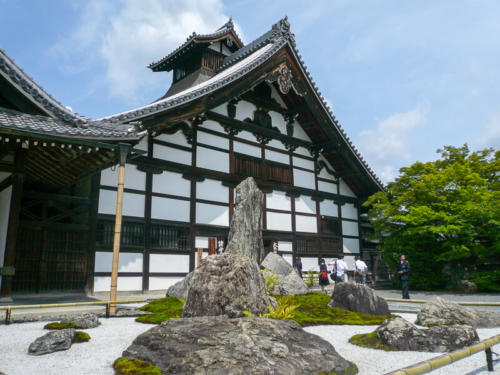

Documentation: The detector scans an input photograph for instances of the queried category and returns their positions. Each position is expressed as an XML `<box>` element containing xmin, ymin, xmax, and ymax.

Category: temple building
<box><xmin>0</xmin><ymin>18</ymin><xmax>383</xmax><ymax>297</ymax></box>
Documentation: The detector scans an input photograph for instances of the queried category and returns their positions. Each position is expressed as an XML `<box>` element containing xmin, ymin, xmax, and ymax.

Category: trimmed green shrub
<box><xmin>113</xmin><ymin>357</ymin><xmax>161</xmax><ymax>375</ymax></box>
<box><xmin>44</xmin><ymin>322</ymin><xmax>82</xmax><ymax>330</ymax></box>
<box><xmin>349</xmin><ymin>331</ymin><xmax>398</xmax><ymax>351</ymax></box>
<box><xmin>73</xmin><ymin>331</ymin><xmax>90</xmax><ymax>343</ymax></box>
<box><xmin>135</xmin><ymin>297</ymin><xmax>184</xmax><ymax>324</ymax></box>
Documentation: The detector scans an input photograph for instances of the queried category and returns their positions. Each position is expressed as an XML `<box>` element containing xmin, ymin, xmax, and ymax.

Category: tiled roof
<box><xmin>102</xmin><ymin>17</ymin><xmax>384</xmax><ymax>190</ymax></box>
<box><xmin>0</xmin><ymin>48</ymin><xmax>144</xmax><ymax>139</ymax></box>
<box><xmin>0</xmin><ymin>107</ymin><xmax>142</xmax><ymax>140</ymax></box>
<box><xmin>148</xmin><ymin>19</ymin><xmax>244</xmax><ymax>72</ymax></box>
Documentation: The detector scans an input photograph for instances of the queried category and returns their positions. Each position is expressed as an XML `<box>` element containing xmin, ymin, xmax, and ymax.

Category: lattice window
<box><xmin>150</xmin><ymin>224</ymin><xmax>190</xmax><ymax>251</ymax></box>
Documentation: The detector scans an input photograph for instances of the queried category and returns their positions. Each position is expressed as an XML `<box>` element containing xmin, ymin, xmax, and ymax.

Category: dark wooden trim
<box><xmin>0</xmin><ymin>151</ymin><xmax>24</xmax><ymax>298</ymax></box>
<box><xmin>340</xmin><ymin>217</ymin><xmax>359</xmax><ymax>223</ymax></box>
<box><xmin>196</xmin><ymin>142</ymin><xmax>229</xmax><ymax>154</ymax></box>
<box><xmin>197</xmin><ymin>126</ymin><xmax>230</xmax><ymax>140</ymax></box>
<box><xmin>0</xmin><ymin>175</ymin><xmax>13</xmax><ymax>193</ymax></box>
<box><xmin>229</xmin><ymin>137</ymin><xmax>234</xmax><ymax>221</ymax></box>
<box><xmin>0</xmin><ymin>162</ymin><xmax>15</xmax><ymax>173</ymax></box>
<box><xmin>343</xmin><ymin>235</ymin><xmax>360</xmax><ymax>240</ymax></box>
<box><xmin>85</xmin><ymin>173</ymin><xmax>100</xmax><ymax>294</ymax></box>
<box><xmin>94</xmin><ymin>272</ymin><xmax>144</xmax><ymax>277</ymax></box>
<box><xmin>99</xmin><ymin>185</ymin><xmax>146</xmax><ymax>195</ymax></box>
<box><xmin>266</xmin><ymin>208</ymin><xmax>291</xmax><ymax>215</ymax></box>
<box><xmin>195</xmin><ymin>198</ymin><xmax>229</xmax><ymax>207</ymax></box>
<box><xmin>317</xmin><ymin>177</ymin><xmax>338</xmax><ymax>183</ymax></box>
<box><xmin>292</xmin><ymin>164</ymin><xmax>315</xmax><ymax>173</ymax></box>
<box><xmin>151</xmin><ymin>192</ymin><xmax>191</xmax><ymax>201</ymax></box>
<box><xmin>153</xmin><ymin>138</ymin><xmax>192</xmax><ymax>152</ymax></box>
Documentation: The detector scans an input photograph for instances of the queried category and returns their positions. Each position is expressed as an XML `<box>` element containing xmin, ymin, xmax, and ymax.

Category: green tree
<box><xmin>364</xmin><ymin>145</ymin><xmax>500</xmax><ymax>291</ymax></box>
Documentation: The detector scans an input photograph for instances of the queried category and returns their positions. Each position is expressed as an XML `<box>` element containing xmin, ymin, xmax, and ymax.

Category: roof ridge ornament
<box><xmin>271</xmin><ymin>16</ymin><xmax>295</xmax><ymax>46</ymax></box>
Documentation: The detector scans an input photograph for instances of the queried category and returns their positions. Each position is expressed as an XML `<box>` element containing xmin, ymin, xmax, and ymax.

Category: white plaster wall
<box><xmin>98</xmin><ymin>190</ymin><xmax>145</xmax><ymax>217</ymax></box>
<box><xmin>94</xmin><ymin>252</ymin><xmax>143</xmax><ymax>272</ymax></box>
<box><xmin>197</xmin><ymin>131</ymin><xmax>229</xmax><ymax>149</ymax></box>
<box><xmin>341</xmin><ymin>203</ymin><xmax>358</xmax><ymax>220</ymax></box>
<box><xmin>149</xmin><ymin>254</ymin><xmax>190</xmax><ymax>273</ymax></box>
<box><xmin>196</xmin><ymin>203</ymin><xmax>229</xmax><ymax>226</ymax></box>
<box><xmin>344</xmin><ymin>255</ymin><xmax>356</xmax><ymax>270</ymax></box>
<box><xmin>153</xmin><ymin>171</ymin><xmax>190</xmax><ymax>197</ymax></box>
<box><xmin>342</xmin><ymin>220</ymin><xmax>359</xmax><ymax>237</ymax></box>
<box><xmin>154</xmin><ymin>144</ymin><xmax>192</xmax><ymax>165</ymax></box>
<box><xmin>221</xmin><ymin>43</ymin><xmax>231</xmax><ymax>56</ymax></box>
<box><xmin>318</xmin><ymin>156</ymin><xmax>336</xmax><ymax>180</ymax></box>
<box><xmin>197</xmin><ymin>179</ymin><xmax>228</xmax><ymax>203</ymax></box>
<box><xmin>270</xmin><ymin>84</ymin><xmax>287</xmax><ymax>107</ymax></box>
<box><xmin>200</xmin><ymin>119</ymin><xmax>225</xmax><ymax>133</ymax></box>
<box><xmin>320</xmin><ymin>200</ymin><xmax>338</xmax><ymax>217</ymax></box>
<box><xmin>295</xmin><ymin>195</ymin><xmax>316</xmax><ymax>214</ymax></box>
<box><xmin>266</xmin><ymin>191</ymin><xmax>291</xmax><ymax>211</ymax></box>
<box><xmin>293</xmin><ymin>169</ymin><xmax>315</xmax><ymax>190</ymax></box>
<box><xmin>266</xmin><ymin>212</ymin><xmax>291</xmax><ymax>231</ymax></box>
<box><xmin>269</xmin><ymin>110</ymin><xmax>287</xmax><ymax>134</ymax></box>
<box><xmin>209</xmin><ymin>104</ymin><xmax>226</xmax><ymax>116</ymax></box>
<box><xmin>151</xmin><ymin>197</ymin><xmax>190</xmax><ymax>222</ymax></box>
<box><xmin>343</xmin><ymin>237</ymin><xmax>360</xmax><ymax>254</ymax></box>
<box><xmin>93</xmin><ymin>276</ymin><xmax>142</xmax><ymax>292</ymax></box>
<box><xmin>276</xmin><ymin>241</ymin><xmax>293</xmax><ymax>252</ymax></box>
<box><xmin>100</xmin><ymin>164</ymin><xmax>146</xmax><ymax>191</ymax></box>
<box><xmin>265</xmin><ymin>149</ymin><xmax>289</xmax><ymax>164</ymax></box>
<box><xmin>235</xmin><ymin>130</ymin><xmax>257</xmax><ymax>142</ymax></box>
<box><xmin>196</xmin><ymin>146</ymin><xmax>229</xmax><ymax>173</ymax></box>
<box><xmin>294</xmin><ymin>146</ymin><xmax>311</xmax><ymax>157</ymax></box>
<box><xmin>235</xmin><ymin>100</ymin><xmax>256</xmax><ymax>122</ymax></box>
<box><xmin>293</xmin><ymin>123</ymin><xmax>311</xmax><ymax>142</ymax></box>
<box><xmin>295</xmin><ymin>215</ymin><xmax>317</xmax><ymax>233</ymax></box>
<box><xmin>195</xmin><ymin>236</ymin><xmax>209</xmax><ymax>248</ymax></box>
<box><xmin>208</xmin><ymin>42</ymin><xmax>220</xmax><ymax>52</ymax></box>
<box><xmin>339</xmin><ymin>178</ymin><xmax>356</xmax><ymax>197</ymax></box>
<box><xmin>0</xmin><ymin>184</ymin><xmax>12</xmax><ymax>288</ymax></box>
<box><xmin>134</xmin><ymin>135</ymin><xmax>148</xmax><ymax>151</ymax></box>
<box><xmin>149</xmin><ymin>276</ymin><xmax>185</xmax><ymax>290</ymax></box>
<box><xmin>318</xmin><ymin>180</ymin><xmax>337</xmax><ymax>194</ymax></box>
<box><xmin>267</xmin><ymin>139</ymin><xmax>287</xmax><ymax>150</ymax></box>
<box><xmin>293</xmin><ymin>156</ymin><xmax>315</xmax><ymax>170</ymax></box>
<box><xmin>156</xmin><ymin>129</ymin><xmax>191</xmax><ymax>148</ymax></box>
<box><xmin>234</xmin><ymin>141</ymin><xmax>261</xmax><ymax>158</ymax></box>
<box><xmin>302</xmin><ymin>257</ymin><xmax>319</xmax><ymax>272</ymax></box>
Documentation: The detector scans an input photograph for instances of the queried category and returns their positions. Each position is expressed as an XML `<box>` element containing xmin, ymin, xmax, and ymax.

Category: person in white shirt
<box><xmin>335</xmin><ymin>255</ymin><xmax>348</xmax><ymax>283</ymax></box>
<box><xmin>354</xmin><ymin>256</ymin><xmax>368</xmax><ymax>284</ymax></box>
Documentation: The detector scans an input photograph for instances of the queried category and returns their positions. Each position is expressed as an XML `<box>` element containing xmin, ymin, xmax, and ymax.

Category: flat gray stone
<box><xmin>123</xmin><ymin>316</ymin><xmax>357</xmax><ymax>374</ymax></box>
<box><xmin>59</xmin><ymin>312</ymin><xmax>100</xmax><ymax>328</ymax></box>
<box><xmin>416</xmin><ymin>297</ymin><xmax>500</xmax><ymax>328</ymax></box>
<box><xmin>28</xmin><ymin>329</ymin><xmax>75</xmax><ymax>355</ymax></box>
<box><xmin>329</xmin><ymin>282</ymin><xmax>390</xmax><ymax>316</ymax></box>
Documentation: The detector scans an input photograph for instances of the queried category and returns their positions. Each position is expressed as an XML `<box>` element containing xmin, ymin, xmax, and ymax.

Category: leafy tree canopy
<box><xmin>364</xmin><ymin>145</ymin><xmax>500</xmax><ymax>291</ymax></box>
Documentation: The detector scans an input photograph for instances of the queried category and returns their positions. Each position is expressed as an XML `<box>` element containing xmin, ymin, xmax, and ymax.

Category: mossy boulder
<box><xmin>113</xmin><ymin>357</ymin><xmax>161</xmax><ymax>375</ymax></box>
<box><xmin>73</xmin><ymin>331</ymin><xmax>90</xmax><ymax>343</ymax></box>
<box><xmin>349</xmin><ymin>331</ymin><xmax>399</xmax><ymax>351</ymax></box>
<box><xmin>44</xmin><ymin>322</ymin><xmax>82</xmax><ymax>330</ymax></box>
<box><xmin>135</xmin><ymin>297</ymin><xmax>184</xmax><ymax>324</ymax></box>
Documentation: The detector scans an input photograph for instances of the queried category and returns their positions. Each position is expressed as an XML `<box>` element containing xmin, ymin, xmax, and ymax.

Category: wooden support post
<box><xmin>109</xmin><ymin>144</ymin><xmax>130</xmax><ymax>315</ymax></box>
<box><xmin>197</xmin><ymin>248</ymin><xmax>203</xmax><ymax>267</ymax></box>
<box><xmin>208</xmin><ymin>238</ymin><xmax>216</xmax><ymax>255</ymax></box>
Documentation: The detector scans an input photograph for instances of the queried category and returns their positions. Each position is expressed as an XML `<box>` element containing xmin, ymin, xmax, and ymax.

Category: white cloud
<box><xmin>473</xmin><ymin>113</ymin><xmax>500</xmax><ymax>150</ymax></box>
<box><xmin>51</xmin><ymin>0</ymin><xmax>234</xmax><ymax>103</ymax></box>
<box><xmin>356</xmin><ymin>106</ymin><xmax>427</xmax><ymax>183</ymax></box>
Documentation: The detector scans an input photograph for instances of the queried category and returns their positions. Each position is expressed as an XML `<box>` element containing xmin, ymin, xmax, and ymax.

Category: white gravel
<box><xmin>0</xmin><ymin>313</ymin><xmax>499</xmax><ymax>375</ymax></box>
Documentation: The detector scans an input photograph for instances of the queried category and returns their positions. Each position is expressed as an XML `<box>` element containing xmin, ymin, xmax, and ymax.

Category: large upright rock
<box><xmin>224</xmin><ymin>177</ymin><xmax>265</xmax><ymax>263</ymax></box>
<box><xmin>122</xmin><ymin>316</ymin><xmax>357</xmax><ymax>375</ymax></box>
<box><xmin>416</xmin><ymin>297</ymin><xmax>500</xmax><ymax>328</ymax></box>
<box><xmin>376</xmin><ymin>317</ymin><xmax>479</xmax><ymax>352</ymax></box>
<box><xmin>182</xmin><ymin>253</ymin><xmax>276</xmax><ymax>318</ymax></box>
<box><xmin>28</xmin><ymin>329</ymin><xmax>76</xmax><ymax>355</ymax></box>
<box><xmin>328</xmin><ymin>282</ymin><xmax>390</xmax><ymax>316</ymax></box>
<box><xmin>165</xmin><ymin>271</ymin><xmax>194</xmax><ymax>299</ymax></box>
<box><xmin>262</xmin><ymin>252</ymin><xmax>309</xmax><ymax>295</ymax></box>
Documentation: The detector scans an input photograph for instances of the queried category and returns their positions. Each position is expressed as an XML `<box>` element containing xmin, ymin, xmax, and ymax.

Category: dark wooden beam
<box><xmin>0</xmin><ymin>175</ymin><xmax>13</xmax><ymax>192</ymax></box>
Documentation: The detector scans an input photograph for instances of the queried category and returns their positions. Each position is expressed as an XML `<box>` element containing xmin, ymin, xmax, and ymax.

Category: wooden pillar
<box><xmin>208</xmin><ymin>238</ymin><xmax>216</xmax><ymax>255</ymax></box>
<box><xmin>0</xmin><ymin>152</ymin><xmax>24</xmax><ymax>300</ymax></box>
<box><xmin>109</xmin><ymin>144</ymin><xmax>130</xmax><ymax>314</ymax></box>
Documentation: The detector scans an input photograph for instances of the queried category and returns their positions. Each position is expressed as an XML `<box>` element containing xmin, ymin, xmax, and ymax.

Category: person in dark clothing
<box><xmin>318</xmin><ymin>258</ymin><xmax>330</xmax><ymax>293</ymax></box>
<box><xmin>396</xmin><ymin>254</ymin><xmax>411</xmax><ymax>299</ymax></box>
<box><xmin>294</xmin><ymin>257</ymin><xmax>303</xmax><ymax>279</ymax></box>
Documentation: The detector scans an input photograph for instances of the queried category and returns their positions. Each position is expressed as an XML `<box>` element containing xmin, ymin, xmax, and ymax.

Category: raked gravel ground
<box><xmin>0</xmin><ymin>313</ymin><xmax>499</xmax><ymax>375</ymax></box>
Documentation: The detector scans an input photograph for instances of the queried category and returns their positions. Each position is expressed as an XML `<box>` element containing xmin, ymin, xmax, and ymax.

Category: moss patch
<box><xmin>317</xmin><ymin>361</ymin><xmax>359</xmax><ymax>374</ymax></box>
<box><xmin>277</xmin><ymin>293</ymin><xmax>391</xmax><ymax>327</ymax></box>
<box><xmin>135</xmin><ymin>297</ymin><xmax>184</xmax><ymax>324</ymax></box>
<box><xmin>113</xmin><ymin>357</ymin><xmax>161</xmax><ymax>375</ymax></box>
<box><xmin>73</xmin><ymin>331</ymin><xmax>90</xmax><ymax>343</ymax></box>
<box><xmin>349</xmin><ymin>331</ymin><xmax>398</xmax><ymax>351</ymax></box>
<box><xmin>44</xmin><ymin>322</ymin><xmax>82</xmax><ymax>330</ymax></box>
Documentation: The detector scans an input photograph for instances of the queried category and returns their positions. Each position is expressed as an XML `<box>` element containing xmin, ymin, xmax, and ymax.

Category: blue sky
<box><xmin>1</xmin><ymin>0</ymin><xmax>499</xmax><ymax>183</ymax></box>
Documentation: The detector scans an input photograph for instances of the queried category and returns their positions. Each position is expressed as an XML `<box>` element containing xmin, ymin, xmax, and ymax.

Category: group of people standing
<box><xmin>293</xmin><ymin>254</ymin><xmax>411</xmax><ymax>298</ymax></box>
